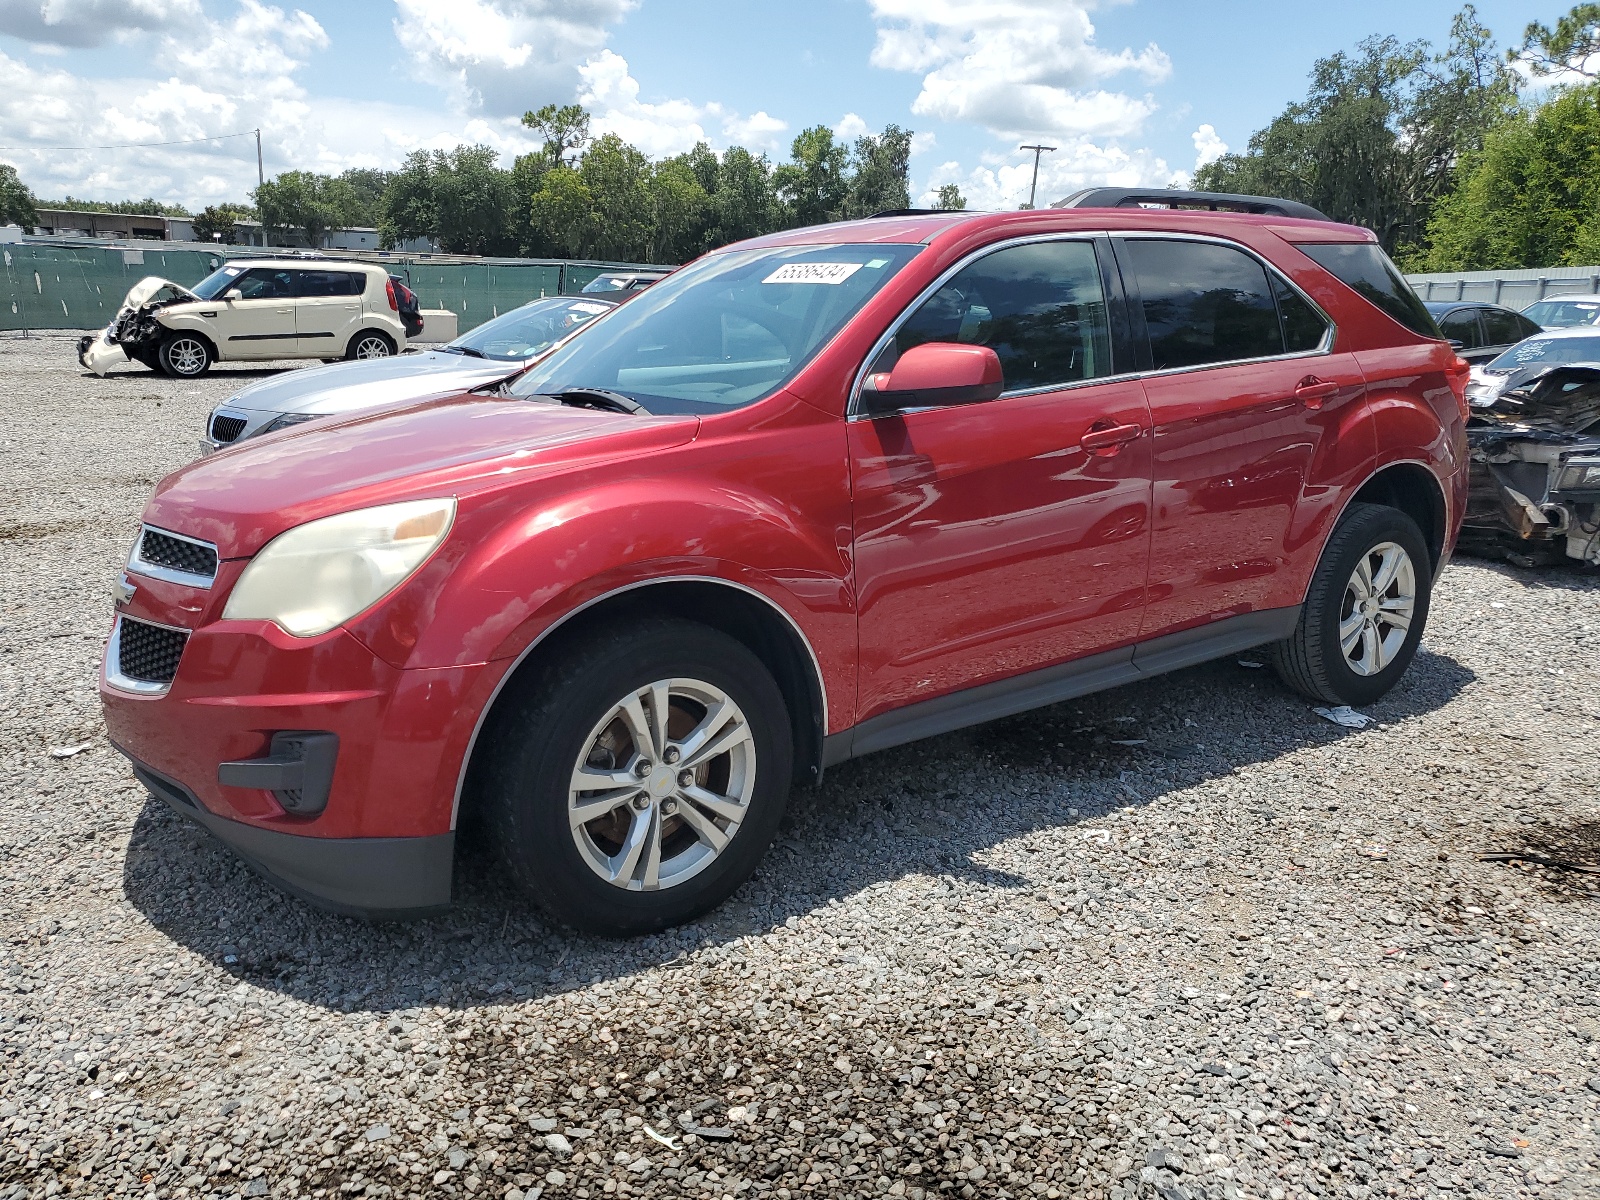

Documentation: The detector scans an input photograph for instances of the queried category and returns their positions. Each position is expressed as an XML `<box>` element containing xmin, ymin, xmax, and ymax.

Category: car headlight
<box><xmin>260</xmin><ymin>412</ymin><xmax>318</xmax><ymax>436</ymax></box>
<box><xmin>222</xmin><ymin>498</ymin><xmax>456</xmax><ymax>636</ymax></box>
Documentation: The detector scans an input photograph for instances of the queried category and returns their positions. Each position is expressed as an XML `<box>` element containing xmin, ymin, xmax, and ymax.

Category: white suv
<box><xmin>78</xmin><ymin>259</ymin><xmax>411</xmax><ymax>378</ymax></box>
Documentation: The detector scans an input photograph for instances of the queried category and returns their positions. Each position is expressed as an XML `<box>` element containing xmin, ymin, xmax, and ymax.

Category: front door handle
<box><xmin>1080</xmin><ymin>422</ymin><xmax>1144</xmax><ymax>454</ymax></box>
<box><xmin>1294</xmin><ymin>376</ymin><xmax>1340</xmax><ymax>409</ymax></box>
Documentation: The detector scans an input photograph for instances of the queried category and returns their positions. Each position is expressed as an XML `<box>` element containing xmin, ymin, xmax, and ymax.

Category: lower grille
<box><xmin>210</xmin><ymin>413</ymin><xmax>247</xmax><ymax>443</ymax></box>
<box><xmin>137</xmin><ymin>528</ymin><xmax>218</xmax><ymax>580</ymax></box>
<box><xmin>117</xmin><ymin>618</ymin><xmax>188</xmax><ymax>685</ymax></box>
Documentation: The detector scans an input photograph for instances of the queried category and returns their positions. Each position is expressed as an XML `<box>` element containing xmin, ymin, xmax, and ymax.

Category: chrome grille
<box><xmin>135</xmin><ymin>527</ymin><xmax>218</xmax><ymax>582</ymax></box>
<box><xmin>117</xmin><ymin>618</ymin><xmax>188</xmax><ymax>685</ymax></box>
<box><xmin>210</xmin><ymin>413</ymin><xmax>247</xmax><ymax>443</ymax></box>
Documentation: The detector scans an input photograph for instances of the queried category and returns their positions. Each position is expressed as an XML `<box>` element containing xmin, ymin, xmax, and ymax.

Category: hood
<box><xmin>146</xmin><ymin>392</ymin><xmax>699</xmax><ymax>558</ymax></box>
<box><xmin>120</xmin><ymin>275</ymin><xmax>199</xmax><ymax>311</ymax></box>
<box><xmin>222</xmin><ymin>351</ymin><xmax>522</xmax><ymax>417</ymax></box>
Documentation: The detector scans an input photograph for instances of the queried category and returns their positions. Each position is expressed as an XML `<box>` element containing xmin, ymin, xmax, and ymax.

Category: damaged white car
<box><xmin>77</xmin><ymin>259</ymin><xmax>418</xmax><ymax>379</ymax></box>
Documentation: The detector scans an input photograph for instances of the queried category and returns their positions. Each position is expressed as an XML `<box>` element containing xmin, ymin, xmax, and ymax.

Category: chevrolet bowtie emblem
<box><xmin>114</xmin><ymin>575</ymin><xmax>136</xmax><ymax>608</ymax></box>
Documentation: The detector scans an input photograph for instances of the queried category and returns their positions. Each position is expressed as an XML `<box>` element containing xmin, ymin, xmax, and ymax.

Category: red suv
<box><xmin>101</xmin><ymin>192</ymin><xmax>1469</xmax><ymax>935</ymax></box>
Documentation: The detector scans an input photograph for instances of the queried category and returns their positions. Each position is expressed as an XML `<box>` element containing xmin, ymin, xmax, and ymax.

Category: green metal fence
<box><xmin>0</xmin><ymin>242</ymin><xmax>643</xmax><ymax>335</ymax></box>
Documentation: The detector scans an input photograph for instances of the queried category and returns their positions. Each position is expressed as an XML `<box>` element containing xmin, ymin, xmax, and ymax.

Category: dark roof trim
<box><xmin>1052</xmin><ymin>187</ymin><xmax>1332</xmax><ymax>222</ymax></box>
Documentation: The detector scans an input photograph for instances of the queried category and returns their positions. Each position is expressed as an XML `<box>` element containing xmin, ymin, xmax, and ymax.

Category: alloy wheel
<box><xmin>567</xmin><ymin>677</ymin><xmax>755</xmax><ymax>891</ymax></box>
<box><xmin>1339</xmin><ymin>540</ymin><xmax>1416</xmax><ymax>676</ymax></box>
<box><xmin>355</xmin><ymin>336</ymin><xmax>391</xmax><ymax>359</ymax></box>
<box><xmin>168</xmin><ymin>338</ymin><xmax>207</xmax><ymax>375</ymax></box>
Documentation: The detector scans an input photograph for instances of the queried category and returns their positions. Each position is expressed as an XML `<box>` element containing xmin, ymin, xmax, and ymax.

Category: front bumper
<box><xmin>122</xmin><ymin>747</ymin><xmax>454</xmax><ymax>918</ymax></box>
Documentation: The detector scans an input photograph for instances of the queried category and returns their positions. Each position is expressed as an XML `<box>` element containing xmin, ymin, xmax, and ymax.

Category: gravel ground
<box><xmin>2</xmin><ymin>330</ymin><xmax>1599</xmax><ymax>1200</ymax></box>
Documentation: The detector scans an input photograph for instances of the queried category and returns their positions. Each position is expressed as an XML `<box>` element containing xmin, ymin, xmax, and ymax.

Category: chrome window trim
<box><xmin>448</xmin><ymin>575</ymin><xmax>830</xmax><ymax>829</ymax></box>
<box><xmin>103</xmin><ymin>614</ymin><xmax>188</xmax><ymax>696</ymax></box>
<box><xmin>128</xmin><ymin>523</ymin><xmax>219</xmax><ymax>590</ymax></box>
<box><xmin>847</xmin><ymin>228</ymin><xmax>1338</xmax><ymax>418</ymax></box>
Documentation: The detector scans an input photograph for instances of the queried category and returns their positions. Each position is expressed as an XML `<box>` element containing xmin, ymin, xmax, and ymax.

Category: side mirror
<box><xmin>224</xmin><ymin>288</ymin><xmax>243</xmax><ymax>301</ymax></box>
<box><xmin>860</xmin><ymin>342</ymin><xmax>1004</xmax><ymax>415</ymax></box>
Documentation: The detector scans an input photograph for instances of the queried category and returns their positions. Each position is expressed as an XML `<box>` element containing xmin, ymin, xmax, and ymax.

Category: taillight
<box><xmin>1446</xmin><ymin>356</ymin><xmax>1472</xmax><ymax>420</ymax></box>
<box><xmin>385</xmin><ymin>278</ymin><xmax>398</xmax><ymax>312</ymax></box>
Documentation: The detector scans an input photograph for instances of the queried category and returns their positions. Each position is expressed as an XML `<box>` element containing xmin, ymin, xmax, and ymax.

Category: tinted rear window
<box><xmin>1123</xmin><ymin>239</ymin><xmax>1284</xmax><ymax>370</ymax></box>
<box><xmin>1297</xmin><ymin>242</ymin><xmax>1440</xmax><ymax>339</ymax></box>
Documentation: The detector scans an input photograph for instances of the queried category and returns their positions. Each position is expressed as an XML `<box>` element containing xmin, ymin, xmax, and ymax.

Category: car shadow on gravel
<box><xmin>118</xmin><ymin>646</ymin><xmax>1476</xmax><ymax>1015</ymax></box>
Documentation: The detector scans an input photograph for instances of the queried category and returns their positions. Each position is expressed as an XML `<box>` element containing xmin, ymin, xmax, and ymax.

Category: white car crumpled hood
<box><xmin>79</xmin><ymin>276</ymin><xmax>201</xmax><ymax>376</ymax></box>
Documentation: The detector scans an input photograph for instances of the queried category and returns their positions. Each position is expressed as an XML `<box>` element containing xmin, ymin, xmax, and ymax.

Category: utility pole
<box><xmin>255</xmin><ymin>129</ymin><xmax>264</xmax><ymax>188</ymax></box>
<box><xmin>1019</xmin><ymin>143</ymin><xmax>1056</xmax><ymax>210</ymax></box>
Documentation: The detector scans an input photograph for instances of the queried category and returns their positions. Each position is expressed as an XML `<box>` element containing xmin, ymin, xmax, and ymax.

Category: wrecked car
<box><xmin>1463</xmin><ymin>359</ymin><xmax>1600</xmax><ymax>566</ymax></box>
<box><xmin>77</xmin><ymin>260</ymin><xmax>412</xmax><ymax>379</ymax></box>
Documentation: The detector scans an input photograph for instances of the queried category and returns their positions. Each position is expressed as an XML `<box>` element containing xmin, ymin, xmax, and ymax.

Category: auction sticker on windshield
<box><xmin>764</xmin><ymin>262</ymin><xmax>864</xmax><ymax>285</ymax></box>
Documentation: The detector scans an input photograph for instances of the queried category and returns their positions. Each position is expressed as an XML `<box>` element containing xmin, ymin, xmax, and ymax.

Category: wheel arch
<box><xmin>1339</xmin><ymin>460</ymin><xmax>1449</xmax><ymax>570</ymax></box>
<box><xmin>347</xmin><ymin>327</ymin><xmax>397</xmax><ymax>357</ymax></box>
<box><xmin>157</xmin><ymin>323</ymin><xmax>220</xmax><ymax>364</ymax></box>
<box><xmin>451</xmin><ymin>576</ymin><xmax>829</xmax><ymax>830</ymax></box>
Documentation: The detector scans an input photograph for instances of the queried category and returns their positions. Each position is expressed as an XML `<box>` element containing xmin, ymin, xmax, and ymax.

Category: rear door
<box><xmin>208</xmin><ymin>267</ymin><xmax>296</xmax><ymax>359</ymax></box>
<box><xmin>849</xmin><ymin>236</ymin><xmax>1153</xmax><ymax>719</ymax></box>
<box><xmin>1480</xmin><ymin>306</ymin><xmax>1540</xmax><ymax>361</ymax></box>
<box><xmin>1115</xmin><ymin>235</ymin><xmax>1366</xmax><ymax>640</ymax></box>
<box><xmin>295</xmin><ymin>269</ymin><xmax>365</xmax><ymax>356</ymax></box>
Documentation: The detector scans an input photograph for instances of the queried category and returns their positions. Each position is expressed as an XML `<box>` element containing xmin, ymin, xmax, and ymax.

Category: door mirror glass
<box><xmin>860</xmin><ymin>342</ymin><xmax>1004</xmax><ymax>414</ymax></box>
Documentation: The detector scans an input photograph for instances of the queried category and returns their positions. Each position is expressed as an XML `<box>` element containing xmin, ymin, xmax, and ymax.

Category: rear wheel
<box><xmin>477</xmin><ymin>619</ymin><xmax>792</xmax><ymax>935</ymax></box>
<box><xmin>345</xmin><ymin>330</ymin><xmax>394</xmax><ymax>360</ymax></box>
<box><xmin>1272</xmin><ymin>502</ymin><xmax>1433</xmax><ymax>706</ymax></box>
<box><xmin>158</xmin><ymin>333</ymin><xmax>212</xmax><ymax>378</ymax></box>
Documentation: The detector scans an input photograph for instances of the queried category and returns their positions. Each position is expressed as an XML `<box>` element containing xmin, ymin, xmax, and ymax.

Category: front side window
<box><xmin>881</xmin><ymin>239</ymin><xmax>1113</xmax><ymax>392</ymax></box>
<box><xmin>234</xmin><ymin>269</ymin><xmax>294</xmax><ymax>300</ymax></box>
<box><xmin>1437</xmin><ymin>309</ymin><xmax>1482</xmax><ymax>348</ymax></box>
<box><xmin>1123</xmin><ymin>239</ymin><xmax>1284</xmax><ymax>369</ymax></box>
<box><xmin>511</xmin><ymin>244</ymin><xmax>921</xmax><ymax>414</ymax></box>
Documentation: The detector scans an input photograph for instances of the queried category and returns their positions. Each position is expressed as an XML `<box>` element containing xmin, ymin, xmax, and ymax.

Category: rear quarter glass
<box><xmin>1295</xmin><ymin>242</ymin><xmax>1442</xmax><ymax>340</ymax></box>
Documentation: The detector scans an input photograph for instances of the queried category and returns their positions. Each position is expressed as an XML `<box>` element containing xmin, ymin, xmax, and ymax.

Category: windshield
<box><xmin>1487</xmin><ymin>335</ymin><xmax>1600</xmax><ymax>370</ymax></box>
<box><xmin>581</xmin><ymin>274</ymin><xmax>637</xmax><ymax>293</ymax></box>
<box><xmin>1522</xmin><ymin>299</ymin><xmax>1600</xmax><ymax>328</ymax></box>
<box><xmin>511</xmin><ymin>243</ymin><xmax>922</xmax><ymax>414</ymax></box>
<box><xmin>189</xmin><ymin>263</ymin><xmax>248</xmax><ymax>301</ymax></box>
<box><xmin>446</xmin><ymin>297</ymin><xmax>615</xmax><ymax>361</ymax></box>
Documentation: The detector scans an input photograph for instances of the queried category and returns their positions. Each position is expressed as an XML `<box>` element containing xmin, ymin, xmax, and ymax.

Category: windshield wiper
<box><xmin>544</xmin><ymin>388</ymin><xmax>650</xmax><ymax>415</ymax></box>
<box><xmin>445</xmin><ymin>345</ymin><xmax>488</xmax><ymax>359</ymax></box>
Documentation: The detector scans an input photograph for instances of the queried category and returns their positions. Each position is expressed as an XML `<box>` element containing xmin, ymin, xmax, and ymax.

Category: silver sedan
<box><xmin>201</xmin><ymin>295</ymin><xmax>617</xmax><ymax>452</ymax></box>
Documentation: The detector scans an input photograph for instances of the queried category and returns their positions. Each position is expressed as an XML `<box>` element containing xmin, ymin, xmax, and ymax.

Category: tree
<box><xmin>933</xmin><ymin>184</ymin><xmax>967</xmax><ymax>211</ymax></box>
<box><xmin>842</xmin><ymin>124</ymin><xmax>913</xmax><ymax>218</ymax></box>
<box><xmin>522</xmin><ymin>103</ymin><xmax>591</xmax><ymax>167</ymax></box>
<box><xmin>1518</xmin><ymin>3</ymin><xmax>1600</xmax><ymax>77</ymax></box>
<box><xmin>0</xmin><ymin>163</ymin><xmax>38</xmax><ymax>231</ymax></box>
<box><xmin>527</xmin><ymin>166</ymin><xmax>595</xmax><ymax>258</ymax></box>
<box><xmin>773</xmin><ymin>126</ymin><xmax>849</xmax><ymax>227</ymax></box>
<box><xmin>579</xmin><ymin>134</ymin><xmax>654</xmax><ymax>261</ymax></box>
<box><xmin>711</xmin><ymin>147</ymin><xmax>777</xmax><ymax>247</ymax></box>
<box><xmin>1195</xmin><ymin>6</ymin><xmax>1517</xmax><ymax>255</ymax></box>
<box><xmin>1413</xmin><ymin>83</ymin><xmax>1600</xmax><ymax>269</ymax></box>
<box><xmin>378</xmin><ymin>147</ymin><xmax>517</xmax><ymax>255</ymax></box>
<box><xmin>50</xmin><ymin>195</ymin><xmax>190</xmax><ymax>216</ymax></box>
<box><xmin>191</xmin><ymin>203</ymin><xmax>254</xmax><ymax>244</ymax></box>
<box><xmin>337</xmin><ymin>168</ymin><xmax>394</xmax><ymax>227</ymax></box>
<box><xmin>254</xmin><ymin>171</ymin><xmax>361</xmax><ymax>247</ymax></box>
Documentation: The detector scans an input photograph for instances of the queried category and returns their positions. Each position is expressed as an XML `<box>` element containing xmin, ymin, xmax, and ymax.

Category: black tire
<box><xmin>1272</xmin><ymin>502</ymin><xmax>1433</xmax><ymax>706</ymax></box>
<box><xmin>345</xmin><ymin>330</ymin><xmax>395</xmax><ymax>360</ymax></box>
<box><xmin>476</xmin><ymin>618</ymin><xmax>792</xmax><ymax>936</ymax></box>
<box><xmin>157</xmin><ymin>332</ymin><xmax>212</xmax><ymax>378</ymax></box>
<box><xmin>133</xmin><ymin>348</ymin><xmax>163</xmax><ymax>372</ymax></box>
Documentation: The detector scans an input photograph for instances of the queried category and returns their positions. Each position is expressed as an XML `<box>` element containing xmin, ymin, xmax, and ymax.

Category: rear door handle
<box><xmin>1080</xmin><ymin>422</ymin><xmax>1144</xmax><ymax>454</ymax></box>
<box><xmin>275</xmin><ymin>308</ymin><xmax>293</xmax><ymax>314</ymax></box>
<box><xmin>1294</xmin><ymin>376</ymin><xmax>1340</xmax><ymax>409</ymax></box>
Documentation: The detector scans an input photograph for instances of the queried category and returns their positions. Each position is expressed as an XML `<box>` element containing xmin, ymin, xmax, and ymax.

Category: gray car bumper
<box><xmin>119</xmin><ymin>748</ymin><xmax>454</xmax><ymax>919</ymax></box>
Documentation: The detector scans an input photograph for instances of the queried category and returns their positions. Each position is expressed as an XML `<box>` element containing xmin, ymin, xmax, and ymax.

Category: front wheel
<box><xmin>1273</xmin><ymin>502</ymin><xmax>1433</xmax><ymax>707</ymax></box>
<box><xmin>158</xmin><ymin>333</ymin><xmax>212</xmax><ymax>378</ymax></box>
<box><xmin>477</xmin><ymin>619</ymin><xmax>793</xmax><ymax>935</ymax></box>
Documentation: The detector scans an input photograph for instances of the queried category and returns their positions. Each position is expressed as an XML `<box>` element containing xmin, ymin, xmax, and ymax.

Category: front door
<box><xmin>850</xmin><ymin>238</ymin><xmax>1153</xmax><ymax>723</ymax></box>
<box><xmin>208</xmin><ymin>267</ymin><xmax>296</xmax><ymax>360</ymax></box>
<box><xmin>294</xmin><ymin>269</ymin><xmax>366</xmax><ymax>356</ymax></box>
<box><xmin>1113</xmin><ymin>236</ymin><xmax>1366</xmax><ymax>639</ymax></box>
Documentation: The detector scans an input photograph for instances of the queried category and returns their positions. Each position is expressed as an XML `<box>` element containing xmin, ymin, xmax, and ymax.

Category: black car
<box><xmin>1423</xmin><ymin>301</ymin><xmax>1542</xmax><ymax>364</ymax></box>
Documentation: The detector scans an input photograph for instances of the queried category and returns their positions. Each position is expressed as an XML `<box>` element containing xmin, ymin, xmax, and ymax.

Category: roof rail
<box><xmin>1051</xmin><ymin>187</ymin><xmax>1331</xmax><ymax>222</ymax></box>
<box><xmin>868</xmin><ymin>208</ymin><xmax>952</xmax><ymax>218</ymax></box>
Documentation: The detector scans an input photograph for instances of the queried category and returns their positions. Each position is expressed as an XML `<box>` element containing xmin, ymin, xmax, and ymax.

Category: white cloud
<box><xmin>835</xmin><ymin>112</ymin><xmax>870</xmax><ymax>142</ymax></box>
<box><xmin>910</xmin><ymin>130</ymin><xmax>937</xmax><ymax>156</ymax></box>
<box><xmin>720</xmin><ymin>110</ymin><xmax>787</xmax><ymax>154</ymax></box>
<box><xmin>0</xmin><ymin>0</ymin><xmax>201</xmax><ymax>48</ymax></box>
<box><xmin>392</xmin><ymin>0</ymin><xmax>634</xmax><ymax>118</ymax></box>
<box><xmin>1191</xmin><ymin>122</ymin><xmax>1226</xmax><ymax>169</ymax></box>
<box><xmin>916</xmin><ymin>139</ymin><xmax>1175</xmax><ymax>210</ymax></box>
<box><xmin>868</xmin><ymin>0</ymin><xmax>1169</xmax><ymax>139</ymax></box>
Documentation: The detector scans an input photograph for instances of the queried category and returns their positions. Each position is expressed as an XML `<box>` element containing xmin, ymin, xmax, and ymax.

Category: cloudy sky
<box><xmin>0</xmin><ymin>0</ymin><xmax>1567</xmax><ymax>213</ymax></box>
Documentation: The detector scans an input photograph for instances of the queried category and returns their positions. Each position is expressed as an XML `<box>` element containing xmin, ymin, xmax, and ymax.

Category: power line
<box><xmin>0</xmin><ymin>130</ymin><xmax>258</xmax><ymax>151</ymax></box>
